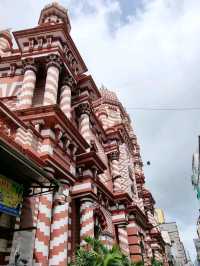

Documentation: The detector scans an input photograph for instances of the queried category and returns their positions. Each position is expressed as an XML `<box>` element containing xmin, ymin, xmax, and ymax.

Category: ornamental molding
<box><xmin>46</xmin><ymin>54</ymin><xmax>62</xmax><ymax>71</ymax></box>
<box><xmin>108</xmin><ymin>151</ymin><xmax>119</xmax><ymax>161</ymax></box>
<box><xmin>61</xmin><ymin>74</ymin><xmax>74</xmax><ymax>88</ymax></box>
<box><xmin>76</xmin><ymin>102</ymin><xmax>91</xmax><ymax>116</ymax></box>
<box><xmin>22</xmin><ymin>58</ymin><xmax>37</xmax><ymax>73</ymax></box>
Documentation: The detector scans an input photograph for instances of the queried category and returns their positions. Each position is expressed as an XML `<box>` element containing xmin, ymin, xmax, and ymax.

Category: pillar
<box><xmin>108</xmin><ymin>151</ymin><xmax>121</xmax><ymax>192</ymax></box>
<box><xmin>117</xmin><ymin>225</ymin><xmax>130</xmax><ymax>256</ymax></box>
<box><xmin>80</xmin><ymin>198</ymin><xmax>94</xmax><ymax>244</ymax></box>
<box><xmin>18</xmin><ymin>58</ymin><xmax>37</xmax><ymax>109</ymax></box>
<box><xmin>49</xmin><ymin>181</ymin><xmax>70</xmax><ymax>266</ymax></box>
<box><xmin>77</xmin><ymin>103</ymin><xmax>91</xmax><ymax>145</ymax></box>
<box><xmin>60</xmin><ymin>75</ymin><xmax>73</xmax><ymax>119</ymax></box>
<box><xmin>127</xmin><ymin>220</ymin><xmax>143</xmax><ymax>263</ymax></box>
<box><xmin>33</xmin><ymin>168</ymin><xmax>54</xmax><ymax>265</ymax></box>
<box><xmin>43</xmin><ymin>54</ymin><xmax>61</xmax><ymax>106</ymax></box>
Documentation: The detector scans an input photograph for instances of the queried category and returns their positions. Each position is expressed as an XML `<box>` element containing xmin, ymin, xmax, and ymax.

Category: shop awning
<box><xmin>0</xmin><ymin>138</ymin><xmax>58</xmax><ymax>188</ymax></box>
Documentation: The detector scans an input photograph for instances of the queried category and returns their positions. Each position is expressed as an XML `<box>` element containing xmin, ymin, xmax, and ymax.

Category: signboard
<box><xmin>0</xmin><ymin>175</ymin><xmax>23</xmax><ymax>216</ymax></box>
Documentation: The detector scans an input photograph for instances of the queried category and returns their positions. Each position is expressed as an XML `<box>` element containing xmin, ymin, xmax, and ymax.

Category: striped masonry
<box><xmin>79</xmin><ymin>113</ymin><xmax>91</xmax><ymax>145</ymax></box>
<box><xmin>0</xmin><ymin>37</ymin><xmax>10</xmax><ymax>56</ymax></box>
<box><xmin>33</xmin><ymin>190</ymin><xmax>53</xmax><ymax>266</ymax></box>
<box><xmin>18</xmin><ymin>69</ymin><xmax>36</xmax><ymax>109</ymax></box>
<box><xmin>127</xmin><ymin>222</ymin><xmax>146</xmax><ymax>263</ymax></box>
<box><xmin>15</xmin><ymin>127</ymin><xmax>35</xmax><ymax>150</ymax></box>
<box><xmin>106</xmin><ymin>108</ymin><xmax>122</xmax><ymax>128</ymax></box>
<box><xmin>60</xmin><ymin>84</ymin><xmax>71</xmax><ymax>119</ymax></box>
<box><xmin>67</xmin><ymin>204</ymin><xmax>72</xmax><ymax>264</ymax></box>
<box><xmin>97</xmin><ymin>110</ymin><xmax>108</xmax><ymax>130</ymax></box>
<box><xmin>118</xmin><ymin>143</ymin><xmax>133</xmax><ymax>195</ymax></box>
<box><xmin>33</xmin><ymin>196</ymin><xmax>40</xmax><ymax>228</ymax></box>
<box><xmin>111</xmin><ymin>159</ymin><xmax>121</xmax><ymax>192</ymax></box>
<box><xmin>43</xmin><ymin>65</ymin><xmax>59</xmax><ymax>105</ymax></box>
<box><xmin>0</xmin><ymin>80</ymin><xmax>22</xmax><ymax>98</ymax></box>
<box><xmin>135</xmin><ymin>198</ymin><xmax>145</xmax><ymax>213</ymax></box>
<box><xmin>118</xmin><ymin>226</ymin><xmax>130</xmax><ymax>256</ymax></box>
<box><xmin>99</xmin><ymin>207</ymin><xmax>114</xmax><ymax>249</ymax></box>
<box><xmin>49</xmin><ymin>184</ymin><xmax>70</xmax><ymax>266</ymax></box>
<box><xmin>147</xmin><ymin>211</ymin><xmax>157</xmax><ymax>227</ymax></box>
<box><xmin>100</xmin><ymin>234</ymin><xmax>113</xmax><ymax>250</ymax></box>
<box><xmin>80</xmin><ymin>199</ymin><xmax>94</xmax><ymax>243</ymax></box>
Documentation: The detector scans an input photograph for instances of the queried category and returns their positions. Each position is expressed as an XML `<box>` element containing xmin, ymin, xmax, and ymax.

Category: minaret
<box><xmin>0</xmin><ymin>29</ymin><xmax>12</xmax><ymax>56</ymax></box>
<box><xmin>38</xmin><ymin>2</ymin><xmax>71</xmax><ymax>31</ymax></box>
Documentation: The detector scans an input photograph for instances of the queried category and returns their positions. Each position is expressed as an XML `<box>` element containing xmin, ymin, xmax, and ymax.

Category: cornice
<box><xmin>76</xmin><ymin>151</ymin><xmax>107</xmax><ymax>174</ymax></box>
<box><xmin>13</xmin><ymin>23</ymin><xmax>87</xmax><ymax>74</ymax></box>
<box><xmin>15</xmin><ymin>104</ymin><xmax>89</xmax><ymax>152</ymax></box>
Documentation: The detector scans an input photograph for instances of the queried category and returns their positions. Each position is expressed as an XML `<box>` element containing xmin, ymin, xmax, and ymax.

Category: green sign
<box><xmin>0</xmin><ymin>175</ymin><xmax>23</xmax><ymax>216</ymax></box>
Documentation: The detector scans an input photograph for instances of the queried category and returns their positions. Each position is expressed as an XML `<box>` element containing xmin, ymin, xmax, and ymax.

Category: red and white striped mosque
<box><xmin>0</xmin><ymin>3</ymin><xmax>168</xmax><ymax>266</ymax></box>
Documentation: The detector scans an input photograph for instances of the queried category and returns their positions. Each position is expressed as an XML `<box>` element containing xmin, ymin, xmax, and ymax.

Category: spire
<box><xmin>38</xmin><ymin>2</ymin><xmax>71</xmax><ymax>32</ymax></box>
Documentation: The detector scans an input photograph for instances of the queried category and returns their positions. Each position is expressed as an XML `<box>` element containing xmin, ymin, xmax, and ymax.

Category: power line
<box><xmin>126</xmin><ymin>107</ymin><xmax>200</xmax><ymax>111</ymax></box>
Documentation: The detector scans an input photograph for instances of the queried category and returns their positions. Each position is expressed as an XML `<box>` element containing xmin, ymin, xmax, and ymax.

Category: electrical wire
<box><xmin>126</xmin><ymin>107</ymin><xmax>200</xmax><ymax>111</ymax></box>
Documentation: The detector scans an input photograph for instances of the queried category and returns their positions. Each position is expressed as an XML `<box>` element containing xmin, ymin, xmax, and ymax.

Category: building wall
<box><xmin>155</xmin><ymin>208</ymin><xmax>165</xmax><ymax>225</ymax></box>
<box><xmin>160</xmin><ymin>223</ymin><xmax>187</xmax><ymax>265</ymax></box>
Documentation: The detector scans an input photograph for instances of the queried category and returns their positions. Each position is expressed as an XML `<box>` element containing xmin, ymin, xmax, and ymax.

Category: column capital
<box><xmin>76</xmin><ymin>102</ymin><xmax>91</xmax><ymax>117</ymax></box>
<box><xmin>61</xmin><ymin>74</ymin><xmax>74</xmax><ymax>88</ymax></box>
<box><xmin>108</xmin><ymin>151</ymin><xmax>119</xmax><ymax>161</ymax></box>
<box><xmin>22</xmin><ymin>57</ymin><xmax>37</xmax><ymax>73</ymax></box>
<box><xmin>46</xmin><ymin>54</ymin><xmax>62</xmax><ymax>71</ymax></box>
<box><xmin>80</xmin><ymin>197</ymin><xmax>94</xmax><ymax>203</ymax></box>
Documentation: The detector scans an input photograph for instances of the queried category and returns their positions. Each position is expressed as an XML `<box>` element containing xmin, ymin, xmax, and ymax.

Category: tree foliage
<box><xmin>70</xmin><ymin>237</ymin><xmax>163</xmax><ymax>266</ymax></box>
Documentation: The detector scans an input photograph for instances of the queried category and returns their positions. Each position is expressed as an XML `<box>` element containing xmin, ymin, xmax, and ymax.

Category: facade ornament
<box><xmin>62</xmin><ymin>73</ymin><xmax>74</xmax><ymax>88</ymax></box>
<box><xmin>22</xmin><ymin>58</ymin><xmax>37</xmax><ymax>73</ymax></box>
<box><xmin>76</xmin><ymin>102</ymin><xmax>91</xmax><ymax>117</ymax></box>
<box><xmin>9</xmin><ymin>63</ymin><xmax>16</xmax><ymax>76</ymax></box>
<box><xmin>108</xmin><ymin>151</ymin><xmax>119</xmax><ymax>161</ymax></box>
<box><xmin>46</xmin><ymin>54</ymin><xmax>62</xmax><ymax>71</ymax></box>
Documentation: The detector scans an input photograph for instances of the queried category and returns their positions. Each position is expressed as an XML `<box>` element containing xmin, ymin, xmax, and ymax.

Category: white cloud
<box><xmin>71</xmin><ymin>0</ymin><xmax>200</xmax><ymax>260</ymax></box>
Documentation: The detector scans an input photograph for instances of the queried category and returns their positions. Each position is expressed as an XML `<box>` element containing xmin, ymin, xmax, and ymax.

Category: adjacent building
<box><xmin>192</xmin><ymin>147</ymin><xmax>200</xmax><ymax>265</ymax></box>
<box><xmin>0</xmin><ymin>3</ymin><xmax>168</xmax><ymax>266</ymax></box>
<box><xmin>159</xmin><ymin>223</ymin><xmax>187</xmax><ymax>266</ymax></box>
<box><xmin>155</xmin><ymin>208</ymin><xmax>165</xmax><ymax>225</ymax></box>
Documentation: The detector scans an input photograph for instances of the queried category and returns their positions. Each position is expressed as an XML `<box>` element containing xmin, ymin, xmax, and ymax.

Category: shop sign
<box><xmin>0</xmin><ymin>175</ymin><xmax>23</xmax><ymax>216</ymax></box>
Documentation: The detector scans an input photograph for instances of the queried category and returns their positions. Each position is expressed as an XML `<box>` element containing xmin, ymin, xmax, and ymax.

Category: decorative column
<box><xmin>49</xmin><ymin>180</ymin><xmax>70</xmax><ymax>266</ymax></box>
<box><xmin>60</xmin><ymin>74</ymin><xmax>74</xmax><ymax>119</ymax></box>
<box><xmin>127</xmin><ymin>219</ymin><xmax>143</xmax><ymax>263</ymax></box>
<box><xmin>108</xmin><ymin>151</ymin><xmax>121</xmax><ymax>192</ymax></box>
<box><xmin>43</xmin><ymin>54</ymin><xmax>62</xmax><ymax>106</ymax></box>
<box><xmin>18</xmin><ymin>58</ymin><xmax>37</xmax><ymax>109</ymax></box>
<box><xmin>117</xmin><ymin>225</ymin><xmax>130</xmax><ymax>256</ymax></box>
<box><xmin>33</xmin><ymin>167</ymin><xmax>54</xmax><ymax>266</ymax></box>
<box><xmin>80</xmin><ymin>198</ymin><xmax>94</xmax><ymax>244</ymax></box>
<box><xmin>77</xmin><ymin>103</ymin><xmax>91</xmax><ymax>145</ymax></box>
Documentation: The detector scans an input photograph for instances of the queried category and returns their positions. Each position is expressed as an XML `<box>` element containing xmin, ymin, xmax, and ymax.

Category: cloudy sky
<box><xmin>1</xmin><ymin>0</ymin><xmax>200</xmax><ymax>261</ymax></box>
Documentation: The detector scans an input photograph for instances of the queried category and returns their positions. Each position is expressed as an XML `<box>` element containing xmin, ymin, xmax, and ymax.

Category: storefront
<box><xmin>0</xmin><ymin>175</ymin><xmax>23</xmax><ymax>265</ymax></box>
<box><xmin>0</xmin><ymin>138</ymin><xmax>57</xmax><ymax>266</ymax></box>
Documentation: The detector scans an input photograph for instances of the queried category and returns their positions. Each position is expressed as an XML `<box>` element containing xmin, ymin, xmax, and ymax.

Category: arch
<box><xmin>94</xmin><ymin>206</ymin><xmax>107</xmax><ymax>231</ymax></box>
